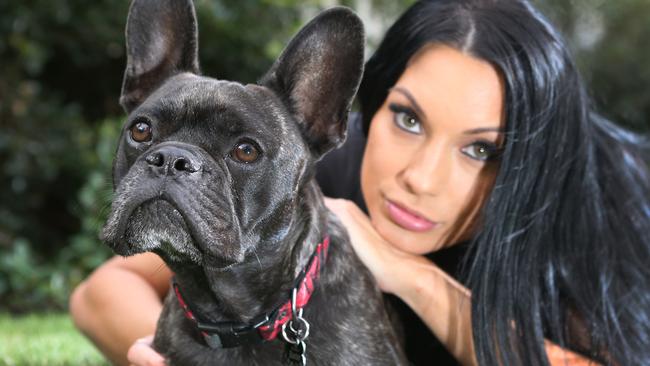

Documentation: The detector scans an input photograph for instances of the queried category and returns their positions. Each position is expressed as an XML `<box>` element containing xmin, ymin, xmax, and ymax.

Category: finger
<box><xmin>127</xmin><ymin>336</ymin><xmax>166</xmax><ymax>366</ymax></box>
<box><xmin>324</xmin><ymin>197</ymin><xmax>345</xmax><ymax>214</ymax></box>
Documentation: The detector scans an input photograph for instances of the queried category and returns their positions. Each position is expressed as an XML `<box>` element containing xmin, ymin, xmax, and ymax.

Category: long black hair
<box><xmin>359</xmin><ymin>1</ymin><xmax>650</xmax><ymax>365</ymax></box>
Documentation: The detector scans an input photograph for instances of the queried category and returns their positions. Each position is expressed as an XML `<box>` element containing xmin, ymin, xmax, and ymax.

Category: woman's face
<box><xmin>361</xmin><ymin>45</ymin><xmax>505</xmax><ymax>254</ymax></box>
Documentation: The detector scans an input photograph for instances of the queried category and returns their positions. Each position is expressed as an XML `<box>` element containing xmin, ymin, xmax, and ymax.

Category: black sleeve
<box><xmin>315</xmin><ymin>113</ymin><xmax>368</xmax><ymax>213</ymax></box>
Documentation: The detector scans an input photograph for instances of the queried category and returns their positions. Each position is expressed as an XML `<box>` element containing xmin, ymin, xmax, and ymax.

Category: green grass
<box><xmin>0</xmin><ymin>313</ymin><xmax>109</xmax><ymax>366</ymax></box>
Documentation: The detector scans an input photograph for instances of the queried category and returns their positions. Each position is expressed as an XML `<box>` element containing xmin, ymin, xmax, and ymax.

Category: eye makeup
<box><xmin>388</xmin><ymin>103</ymin><xmax>423</xmax><ymax>134</ymax></box>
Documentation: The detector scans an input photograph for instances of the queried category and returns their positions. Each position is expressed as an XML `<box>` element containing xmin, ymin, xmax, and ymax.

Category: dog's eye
<box><xmin>231</xmin><ymin>142</ymin><xmax>260</xmax><ymax>163</ymax></box>
<box><xmin>130</xmin><ymin>121</ymin><xmax>152</xmax><ymax>143</ymax></box>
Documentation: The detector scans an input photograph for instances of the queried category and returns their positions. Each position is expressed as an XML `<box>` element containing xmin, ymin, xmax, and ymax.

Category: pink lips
<box><xmin>386</xmin><ymin>200</ymin><xmax>437</xmax><ymax>232</ymax></box>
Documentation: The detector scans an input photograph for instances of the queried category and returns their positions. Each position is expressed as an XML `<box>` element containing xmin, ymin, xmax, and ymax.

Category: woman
<box><xmin>70</xmin><ymin>0</ymin><xmax>650</xmax><ymax>365</ymax></box>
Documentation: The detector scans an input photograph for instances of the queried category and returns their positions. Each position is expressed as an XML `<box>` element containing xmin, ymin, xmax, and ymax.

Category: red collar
<box><xmin>172</xmin><ymin>236</ymin><xmax>330</xmax><ymax>349</ymax></box>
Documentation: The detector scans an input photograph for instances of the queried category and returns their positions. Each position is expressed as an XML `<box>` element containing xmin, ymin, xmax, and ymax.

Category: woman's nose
<box><xmin>398</xmin><ymin>144</ymin><xmax>450</xmax><ymax>196</ymax></box>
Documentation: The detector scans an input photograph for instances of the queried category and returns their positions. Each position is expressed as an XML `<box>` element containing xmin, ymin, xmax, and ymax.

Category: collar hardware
<box><xmin>172</xmin><ymin>236</ymin><xmax>330</xmax><ymax>349</ymax></box>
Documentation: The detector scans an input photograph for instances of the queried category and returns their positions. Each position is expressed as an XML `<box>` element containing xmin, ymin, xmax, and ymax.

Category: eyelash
<box><xmin>387</xmin><ymin>102</ymin><xmax>502</xmax><ymax>162</ymax></box>
<box><xmin>461</xmin><ymin>141</ymin><xmax>503</xmax><ymax>162</ymax></box>
<box><xmin>388</xmin><ymin>103</ymin><xmax>422</xmax><ymax>134</ymax></box>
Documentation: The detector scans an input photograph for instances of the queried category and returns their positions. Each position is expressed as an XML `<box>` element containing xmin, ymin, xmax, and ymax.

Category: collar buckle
<box><xmin>197</xmin><ymin>313</ymin><xmax>270</xmax><ymax>348</ymax></box>
<box><xmin>173</xmin><ymin>236</ymin><xmax>330</xmax><ymax>349</ymax></box>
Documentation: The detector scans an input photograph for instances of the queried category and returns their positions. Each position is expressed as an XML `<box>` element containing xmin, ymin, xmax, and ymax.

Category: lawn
<box><xmin>0</xmin><ymin>313</ymin><xmax>109</xmax><ymax>366</ymax></box>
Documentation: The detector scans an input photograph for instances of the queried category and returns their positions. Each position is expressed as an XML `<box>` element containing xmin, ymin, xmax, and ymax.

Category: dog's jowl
<box><xmin>100</xmin><ymin>0</ymin><xmax>407</xmax><ymax>364</ymax></box>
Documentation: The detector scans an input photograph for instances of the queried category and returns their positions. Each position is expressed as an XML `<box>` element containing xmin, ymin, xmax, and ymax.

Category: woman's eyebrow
<box><xmin>390</xmin><ymin>86</ymin><xmax>426</xmax><ymax>120</ymax></box>
<box><xmin>464</xmin><ymin>127</ymin><xmax>506</xmax><ymax>135</ymax></box>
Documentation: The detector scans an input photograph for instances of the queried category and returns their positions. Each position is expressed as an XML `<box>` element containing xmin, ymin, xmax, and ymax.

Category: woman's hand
<box><xmin>325</xmin><ymin>197</ymin><xmax>477</xmax><ymax>365</ymax></box>
<box><xmin>324</xmin><ymin>197</ymin><xmax>432</xmax><ymax>297</ymax></box>
<box><xmin>127</xmin><ymin>335</ymin><xmax>166</xmax><ymax>366</ymax></box>
<box><xmin>325</xmin><ymin>198</ymin><xmax>600</xmax><ymax>366</ymax></box>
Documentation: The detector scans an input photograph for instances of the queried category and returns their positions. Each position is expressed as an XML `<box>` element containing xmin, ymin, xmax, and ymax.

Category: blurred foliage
<box><xmin>0</xmin><ymin>0</ymin><xmax>647</xmax><ymax>311</ymax></box>
<box><xmin>0</xmin><ymin>117</ymin><xmax>117</xmax><ymax>312</ymax></box>
<box><xmin>535</xmin><ymin>0</ymin><xmax>650</xmax><ymax>132</ymax></box>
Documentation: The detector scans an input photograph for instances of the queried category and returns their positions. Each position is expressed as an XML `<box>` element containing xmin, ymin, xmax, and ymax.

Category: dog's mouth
<box><xmin>101</xmin><ymin>189</ymin><xmax>242</xmax><ymax>269</ymax></box>
<box><xmin>105</xmin><ymin>198</ymin><xmax>201</xmax><ymax>263</ymax></box>
<box><xmin>130</xmin><ymin>199</ymin><xmax>203</xmax><ymax>261</ymax></box>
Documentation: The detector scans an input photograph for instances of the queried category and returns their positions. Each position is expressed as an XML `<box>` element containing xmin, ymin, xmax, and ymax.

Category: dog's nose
<box><xmin>145</xmin><ymin>145</ymin><xmax>201</xmax><ymax>175</ymax></box>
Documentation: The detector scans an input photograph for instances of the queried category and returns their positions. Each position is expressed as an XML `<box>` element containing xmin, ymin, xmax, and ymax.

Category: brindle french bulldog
<box><xmin>100</xmin><ymin>0</ymin><xmax>406</xmax><ymax>364</ymax></box>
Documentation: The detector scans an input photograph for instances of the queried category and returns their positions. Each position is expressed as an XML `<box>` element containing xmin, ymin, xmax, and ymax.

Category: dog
<box><xmin>100</xmin><ymin>0</ymin><xmax>407</xmax><ymax>365</ymax></box>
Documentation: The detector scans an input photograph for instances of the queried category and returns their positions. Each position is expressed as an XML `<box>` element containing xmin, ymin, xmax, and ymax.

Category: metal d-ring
<box><xmin>291</xmin><ymin>287</ymin><xmax>298</xmax><ymax>319</ymax></box>
<box><xmin>282</xmin><ymin>310</ymin><xmax>310</xmax><ymax>344</ymax></box>
<box><xmin>282</xmin><ymin>288</ymin><xmax>311</xmax><ymax>344</ymax></box>
<box><xmin>290</xmin><ymin>314</ymin><xmax>310</xmax><ymax>339</ymax></box>
<box><xmin>282</xmin><ymin>321</ymin><xmax>299</xmax><ymax>344</ymax></box>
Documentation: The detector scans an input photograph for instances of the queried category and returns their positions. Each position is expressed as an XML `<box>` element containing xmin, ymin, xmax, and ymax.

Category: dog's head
<box><xmin>100</xmin><ymin>0</ymin><xmax>364</xmax><ymax>269</ymax></box>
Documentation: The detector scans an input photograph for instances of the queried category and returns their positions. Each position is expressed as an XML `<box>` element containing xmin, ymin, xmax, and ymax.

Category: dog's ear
<box><xmin>261</xmin><ymin>7</ymin><xmax>365</xmax><ymax>157</ymax></box>
<box><xmin>120</xmin><ymin>0</ymin><xmax>200</xmax><ymax>113</ymax></box>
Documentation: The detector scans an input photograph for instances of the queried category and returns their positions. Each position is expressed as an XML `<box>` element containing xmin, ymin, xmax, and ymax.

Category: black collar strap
<box><xmin>172</xmin><ymin>236</ymin><xmax>330</xmax><ymax>349</ymax></box>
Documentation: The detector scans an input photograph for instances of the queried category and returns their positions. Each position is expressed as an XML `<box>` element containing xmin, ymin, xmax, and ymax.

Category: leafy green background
<box><xmin>0</xmin><ymin>0</ymin><xmax>648</xmax><ymax>317</ymax></box>
<box><xmin>0</xmin><ymin>0</ymin><xmax>648</xmax><ymax>364</ymax></box>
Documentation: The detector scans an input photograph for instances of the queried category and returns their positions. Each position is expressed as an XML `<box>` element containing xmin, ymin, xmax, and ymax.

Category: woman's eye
<box><xmin>461</xmin><ymin>142</ymin><xmax>502</xmax><ymax>162</ymax></box>
<box><xmin>231</xmin><ymin>141</ymin><xmax>260</xmax><ymax>163</ymax></box>
<box><xmin>130</xmin><ymin>120</ymin><xmax>152</xmax><ymax>143</ymax></box>
<box><xmin>389</xmin><ymin>103</ymin><xmax>422</xmax><ymax>134</ymax></box>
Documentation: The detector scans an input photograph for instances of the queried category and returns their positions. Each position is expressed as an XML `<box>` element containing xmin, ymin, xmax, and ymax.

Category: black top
<box><xmin>315</xmin><ymin>114</ymin><xmax>466</xmax><ymax>366</ymax></box>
